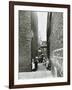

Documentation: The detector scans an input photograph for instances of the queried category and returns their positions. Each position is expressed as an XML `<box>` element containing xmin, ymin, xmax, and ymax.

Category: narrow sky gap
<box><xmin>37</xmin><ymin>12</ymin><xmax>47</xmax><ymax>45</ymax></box>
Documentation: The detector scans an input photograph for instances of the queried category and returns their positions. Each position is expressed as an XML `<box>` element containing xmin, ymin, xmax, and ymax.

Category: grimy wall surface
<box><xmin>19</xmin><ymin>11</ymin><xmax>32</xmax><ymax>72</ymax></box>
<box><xmin>19</xmin><ymin>11</ymin><xmax>38</xmax><ymax>72</ymax></box>
<box><xmin>49</xmin><ymin>12</ymin><xmax>63</xmax><ymax>53</ymax></box>
<box><xmin>31</xmin><ymin>12</ymin><xmax>38</xmax><ymax>59</ymax></box>
<box><xmin>47</xmin><ymin>12</ymin><xmax>63</xmax><ymax>77</ymax></box>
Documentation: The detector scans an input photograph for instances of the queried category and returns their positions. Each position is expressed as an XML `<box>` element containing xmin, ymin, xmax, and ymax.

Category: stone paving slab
<box><xmin>18</xmin><ymin>63</ymin><xmax>53</xmax><ymax>79</ymax></box>
<box><xmin>18</xmin><ymin>70</ymin><xmax>53</xmax><ymax>79</ymax></box>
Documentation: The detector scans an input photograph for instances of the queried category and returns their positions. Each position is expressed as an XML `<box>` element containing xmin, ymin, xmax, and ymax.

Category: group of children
<box><xmin>32</xmin><ymin>54</ymin><xmax>51</xmax><ymax>71</ymax></box>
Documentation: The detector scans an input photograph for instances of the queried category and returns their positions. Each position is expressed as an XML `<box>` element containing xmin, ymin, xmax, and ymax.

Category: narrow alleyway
<box><xmin>19</xmin><ymin>62</ymin><xmax>53</xmax><ymax>79</ymax></box>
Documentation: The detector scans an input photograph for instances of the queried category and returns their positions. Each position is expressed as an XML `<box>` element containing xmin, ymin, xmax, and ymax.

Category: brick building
<box><xmin>47</xmin><ymin>12</ymin><xmax>63</xmax><ymax>77</ymax></box>
<box><xmin>19</xmin><ymin>11</ymin><xmax>38</xmax><ymax>72</ymax></box>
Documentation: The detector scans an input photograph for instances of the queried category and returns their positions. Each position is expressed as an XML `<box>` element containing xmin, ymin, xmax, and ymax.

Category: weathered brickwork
<box><xmin>19</xmin><ymin>11</ymin><xmax>38</xmax><ymax>72</ymax></box>
<box><xmin>47</xmin><ymin>12</ymin><xmax>63</xmax><ymax>77</ymax></box>
<box><xmin>51</xmin><ymin>49</ymin><xmax>63</xmax><ymax>77</ymax></box>
<box><xmin>19</xmin><ymin>11</ymin><xmax>32</xmax><ymax>72</ymax></box>
<box><xmin>50</xmin><ymin>12</ymin><xmax>63</xmax><ymax>52</ymax></box>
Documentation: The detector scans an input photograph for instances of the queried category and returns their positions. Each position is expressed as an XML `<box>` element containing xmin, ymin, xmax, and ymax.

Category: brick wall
<box><xmin>47</xmin><ymin>12</ymin><xmax>63</xmax><ymax>77</ymax></box>
<box><xmin>19</xmin><ymin>11</ymin><xmax>32</xmax><ymax>72</ymax></box>
<box><xmin>50</xmin><ymin>12</ymin><xmax>63</xmax><ymax>52</ymax></box>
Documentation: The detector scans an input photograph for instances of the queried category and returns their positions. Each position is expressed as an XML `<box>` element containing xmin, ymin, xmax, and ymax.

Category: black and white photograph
<box><xmin>18</xmin><ymin>11</ymin><xmax>63</xmax><ymax>79</ymax></box>
<box><xmin>9</xmin><ymin>1</ymin><xmax>70</xmax><ymax>88</ymax></box>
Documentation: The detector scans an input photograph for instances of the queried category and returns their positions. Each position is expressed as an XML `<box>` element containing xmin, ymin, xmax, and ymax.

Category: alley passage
<box><xmin>19</xmin><ymin>63</ymin><xmax>53</xmax><ymax>79</ymax></box>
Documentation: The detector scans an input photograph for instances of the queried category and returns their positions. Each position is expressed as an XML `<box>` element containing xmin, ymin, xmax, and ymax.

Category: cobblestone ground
<box><xmin>18</xmin><ymin>63</ymin><xmax>53</xmax><ymax>79</ymax></box>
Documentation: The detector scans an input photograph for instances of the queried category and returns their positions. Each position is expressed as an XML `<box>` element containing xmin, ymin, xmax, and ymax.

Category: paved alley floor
<box><xmin>37</xmin><ymin>63</ymin><xmax>47</xmax><ymax>71</ymax></box>
<box><xmin>18</xmin><ymin>63</ymin><xmax>53</xmax><ymax>79</ymax></box>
